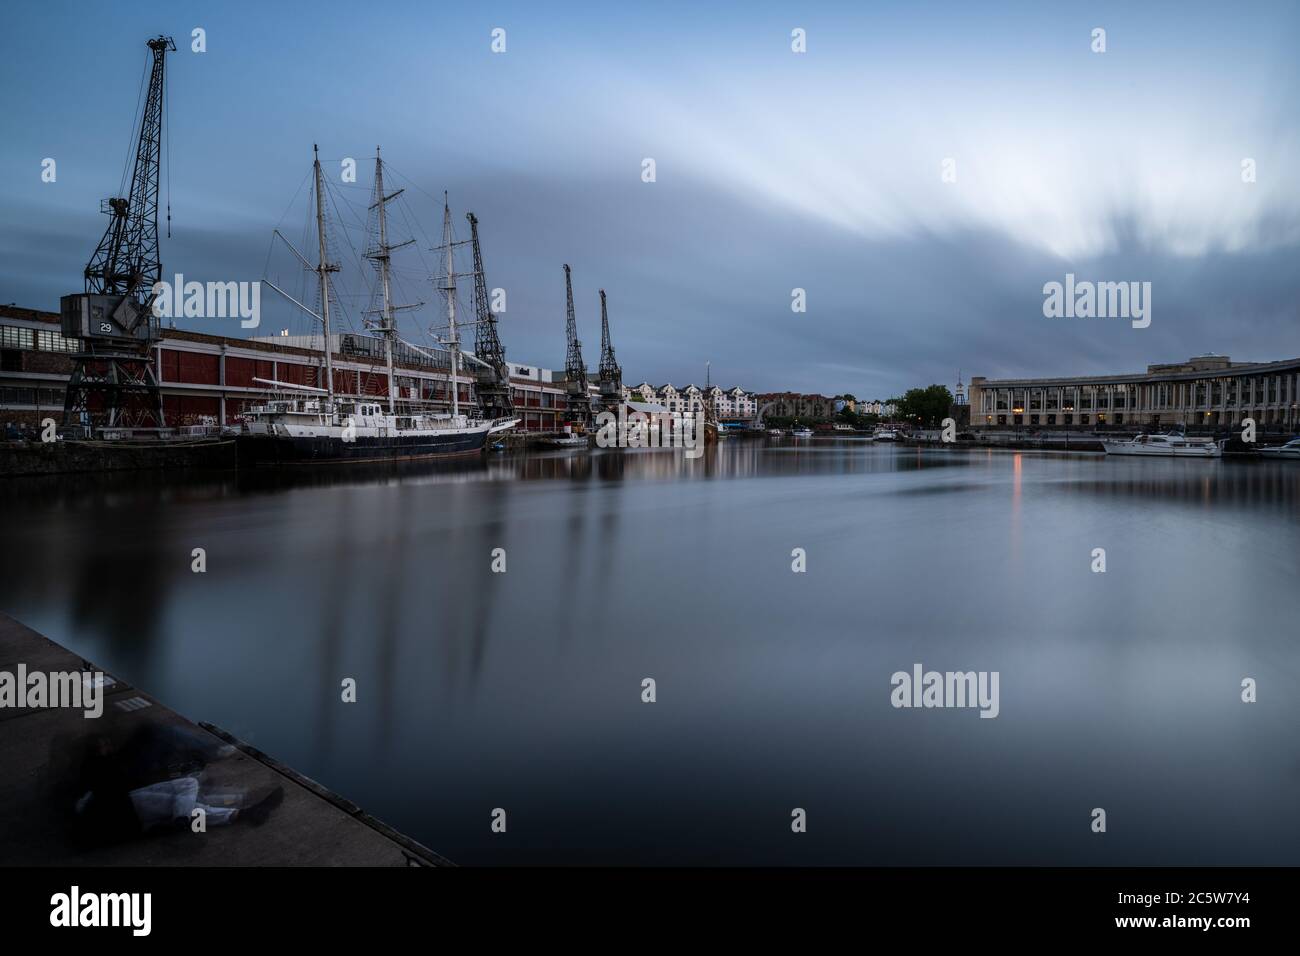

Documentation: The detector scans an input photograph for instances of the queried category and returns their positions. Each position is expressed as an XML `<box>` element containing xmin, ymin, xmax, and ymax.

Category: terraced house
<box><xmin>620</xmin><ymin>382</ymin><xmax>757</xmax><ymax>421</ymax></box>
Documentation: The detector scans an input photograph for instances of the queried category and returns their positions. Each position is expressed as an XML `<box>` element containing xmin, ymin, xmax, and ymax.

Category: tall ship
<box><xmin>237</xmin><ymin>147</ymin><xmax>516</xmax><ymax>466</ymax></box>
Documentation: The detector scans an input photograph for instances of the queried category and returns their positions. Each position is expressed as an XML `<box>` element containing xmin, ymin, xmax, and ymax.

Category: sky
<box><xmin>1</xmin><ymin>0</ymin><xmax>1298</xmax><ymax>398</ymax></box>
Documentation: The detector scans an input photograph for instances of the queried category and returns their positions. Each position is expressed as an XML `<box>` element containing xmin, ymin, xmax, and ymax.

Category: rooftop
<box><xmin>972</xmin><ymin>355</ymin><xmax>1300</xmax><ymax>388</ymax></box>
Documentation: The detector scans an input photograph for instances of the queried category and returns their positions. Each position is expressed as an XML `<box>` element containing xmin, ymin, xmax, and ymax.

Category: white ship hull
<box><xmin>1102</xmin><ymin>435</ymin><xmax>1222</xmax><ymax>458</ymax></box>
<box><xmin>1259</xmin><ymin>440</ymin><xmax>1300</xmax><ymax>459</ymax></box>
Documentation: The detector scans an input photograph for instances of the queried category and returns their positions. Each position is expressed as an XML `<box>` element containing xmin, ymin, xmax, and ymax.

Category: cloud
<box><xmin>3</xmin><ymin>0</ymin><xmax>1298</xmax><ymax>400</ymax></box>
<box><xmin>609</xmin><ymin>65</ymin><xmax>1300</xmax><ymax>262</ymax></box>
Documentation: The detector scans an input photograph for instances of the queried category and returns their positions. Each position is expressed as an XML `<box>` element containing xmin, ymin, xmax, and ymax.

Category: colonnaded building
<box><xmin>968</xmin><ymin>354</ymin><xmax>1300</xmax><ymax>431</ymax></box>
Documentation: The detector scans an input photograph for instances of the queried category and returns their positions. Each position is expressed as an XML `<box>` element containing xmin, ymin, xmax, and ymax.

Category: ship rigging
<box><xmin>236</xmin><ymin>147</ymin><xmax>516</xmax><ymax>466</ymax></box>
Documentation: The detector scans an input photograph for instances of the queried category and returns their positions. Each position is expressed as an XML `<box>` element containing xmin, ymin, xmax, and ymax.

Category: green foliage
<box><xmin>836</xmin><ymin>408</ymin><xmax>874</xmax><ymax>428</ymax></box>
<box><xmin>893</xmin><ymin>385</ymin><xmax>955</xmax><ymax>428</ymax></box>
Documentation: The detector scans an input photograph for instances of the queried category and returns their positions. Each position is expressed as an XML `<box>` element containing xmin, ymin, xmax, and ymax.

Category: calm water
<box><xmin>3</xmin><ymin>439</ymin><xmax>1298</xmax><ymax>865</ymax></box>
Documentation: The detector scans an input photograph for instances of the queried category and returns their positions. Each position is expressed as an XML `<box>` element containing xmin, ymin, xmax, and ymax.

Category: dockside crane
<box><xmin>62</xmin><ymin>35</ymin><xmax>177</xmax><ymax>432</ymax></box>
<box><xmin>466</xmin><ymin>212</ymin><xmax>514</xmax><ymax>421</ymax></box>
<box><xmin>562</xmin><ymin>264</ymin><xmax>591</xmax><ymax>427</ymax></box>
<box><xmin>596</xmin><ymin>289</ymin><xmax>622</xmax><ymax>412</ymax></box>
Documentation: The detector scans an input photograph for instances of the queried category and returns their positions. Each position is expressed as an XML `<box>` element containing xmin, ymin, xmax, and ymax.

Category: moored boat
<box><xmin>542</xmin><ymin>429</ymin><xmax>588</xmax><ymax>448</ymax></box>
<box><xmin>238</xmin><ymin>147</ymin><xmax>517</xmax><ymax>467</ymax></box>
<box><xmin>1101</xmin><ymin>432</ymin><xmax>1222</xmax><ymax>458</ymax></box>
<box><xmin>1258</xmin><ymin>437</ymin><xmax>1300</xmax><ymax>459</ymax></box>
<box><xmin>239</xmin><ymin>394</ymin><xmax>514</xmax><ymax>465</ymax></box>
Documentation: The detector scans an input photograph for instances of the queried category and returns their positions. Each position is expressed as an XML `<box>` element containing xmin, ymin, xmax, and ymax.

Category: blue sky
<box><xmin>2</xmin><ymin>0</ymin><xmax>1298</xmax><ymax>396</ymax></box>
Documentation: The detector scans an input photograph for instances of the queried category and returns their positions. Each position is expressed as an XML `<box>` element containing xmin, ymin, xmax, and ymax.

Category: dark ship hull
<box><xmin>236</xmin><ymin>427</ymin><xmax>491</xmax><ymax>467</ymax></box>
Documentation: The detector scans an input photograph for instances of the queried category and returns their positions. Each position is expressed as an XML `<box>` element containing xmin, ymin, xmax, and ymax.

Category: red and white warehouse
<box><xmin>0</xmin><ymin>304</ymin><xmax>577</xmax><ymax>431</ymax></box>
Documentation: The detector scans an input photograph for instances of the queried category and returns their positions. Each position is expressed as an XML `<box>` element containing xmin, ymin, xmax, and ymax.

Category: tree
<box><xmin>893</xmin><ymin>385</ymin><xmax>954</xmax><ymax>428</ymax></box>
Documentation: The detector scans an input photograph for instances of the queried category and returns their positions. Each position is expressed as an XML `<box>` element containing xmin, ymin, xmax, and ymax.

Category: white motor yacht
<box><xmin>1258</xmin><ymin>437</ymin><xmax>1300</xmax><ymax>459</ymax></box>
<box><xmin>1101</xmin><ymin>432</ymin><xmax>1222</xmax><ymax>458</ymax></box>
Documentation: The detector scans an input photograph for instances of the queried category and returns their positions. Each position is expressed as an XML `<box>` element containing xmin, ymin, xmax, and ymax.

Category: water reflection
<box><xmin>2</xmin><ymin>440</ymin><xmax>1298</xmax><ymax>865</ymax></box>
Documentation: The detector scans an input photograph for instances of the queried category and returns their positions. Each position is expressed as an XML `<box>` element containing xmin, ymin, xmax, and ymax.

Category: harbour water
<box><xmin>2</xmin><ymin>439</ymin><xmax>1297</xmax><ymax>865</ymax></box>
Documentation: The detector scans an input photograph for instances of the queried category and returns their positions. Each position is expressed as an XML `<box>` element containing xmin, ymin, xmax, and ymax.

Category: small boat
<box><xmin>542</xmin><ymin>428</ymin><xmax>588</xmax><ymax>448</ymax></box>
<box><xmin>1258</xmin><ymin>437</ymin><xmax>1300</xmax><ymax>459</ymax></box>
<box><xmin>791</xmin><ymin>427</ymin><xmax>813</xmax><ymax>438</ymax></box>
<box><xmin>873</xmin><ymin>428</ymin><xmax>899</xmax><ymax>441</ymax></box>
<box><xmin>1101</xmin><ymin>432</ymin><xmax>1222</xmax><ymax>458</ymax></box>
<box><xmin>767</xmin><ymin>428</ymin><xmax>784</xmax><ymax>437</ymax></box>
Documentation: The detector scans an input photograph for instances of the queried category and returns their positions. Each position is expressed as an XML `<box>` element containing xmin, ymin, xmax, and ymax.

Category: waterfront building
<box><xmin>622</xmin><ymin>382</ymin><xmax>659</xmax><ymax>405</ymax></box>
<box><xmin>854</xmin><ymin>399</ymin><xmax>896</xmax><ymax>417</ymax></box>
<box><xmin>832</xmin><ymin>396</ymin><xmax>871</xmax><ymax>415</ymax></box>
<box><xmin>728</xmin><ymin>387</ymin><xmax>757</xmax><ymax>419</ymax></box>
<box><xmin>0</xmin><ymin>304</ymin><xmax>575</xmax><ymax>431</ymax></box>
<box><xmin>616</xmin><ymin>382</ymin><xmax>757</xmax><ymax>421</ymax></box>
<box><xmin>703</xmin><ymin>385</ymin><xmax>725</xmax><ymax>415</ymax></box>
<box><xmin>968</xmin><ymin>354</ymin><xmax>1300</xmax><ymax>431</ymax></box>
<box><xmin>756</xmin><ymin>392</ymin><xmax>836</xmax><ymax>421</ymax></box>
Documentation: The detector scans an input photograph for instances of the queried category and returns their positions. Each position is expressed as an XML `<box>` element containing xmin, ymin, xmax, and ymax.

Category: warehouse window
<box><xmin>37</xmin><ymin>329</ymin><xmax>79</xmax><ymax>352</ymax></box>
<box><xmin>1</xmin><ymin>326</ymin><xmax>36</xmax><ymax>350</ymax></box>
<box><xmin>1</xmin><ymin>387</ymin><xmax>37</xmax><ymax>405</ymax></box>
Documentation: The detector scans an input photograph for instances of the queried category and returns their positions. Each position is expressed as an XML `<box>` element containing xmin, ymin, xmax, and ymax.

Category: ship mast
<box><xmin>366</xmin><ymin>147</ymin><xmax>418</xmax><ymax>413</ymax></box>
<box><xmin>312</xmin><ymin>145</ymin><xmax>338</xmax><ymax>403</ymax></box>
<box><xmin>375</xmin><ymin>150</ymin><xmax>395</xmax><ymax>411</ymax></box>
<box><xmin>441</xmin><ymin>193</ymin><xmax>460</xmax><ymax>419</ymax></box>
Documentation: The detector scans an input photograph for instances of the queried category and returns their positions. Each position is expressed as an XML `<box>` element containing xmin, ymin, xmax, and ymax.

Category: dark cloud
<box><xmin>5</xmin><ymin>172</ymin><xmax>1299</xmax><ymax>399</ymax></box>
